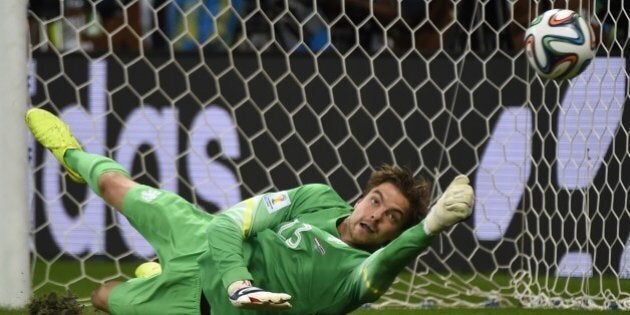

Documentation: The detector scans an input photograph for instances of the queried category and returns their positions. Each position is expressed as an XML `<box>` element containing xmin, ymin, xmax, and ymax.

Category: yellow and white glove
<box><xmin>228</xmin><ymin>280</ymin><xmax>292</xmax><ymax>310</ymax></box>
<box><xmin>423</xmin><ymin>175</ymin><xmax>474</xmax><ymax>235</ymax></box>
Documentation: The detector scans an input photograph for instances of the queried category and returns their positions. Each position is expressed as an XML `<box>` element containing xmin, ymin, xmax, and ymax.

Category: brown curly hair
<box><xmin>363</xmin><ymin>164</ymin><xmax>432</xmax><ymax>228</ymax></box>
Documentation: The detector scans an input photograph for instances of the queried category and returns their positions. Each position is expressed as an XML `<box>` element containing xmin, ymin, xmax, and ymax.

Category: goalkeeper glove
<box><xmin>423</xmin><ymin>175</ymin><xmax>474</xmax><ymax>235</ymax></box>
<box><xmin>228</xmin><ymin>280</ymin><xmax>292</xmax><ymax>310</ymax></box>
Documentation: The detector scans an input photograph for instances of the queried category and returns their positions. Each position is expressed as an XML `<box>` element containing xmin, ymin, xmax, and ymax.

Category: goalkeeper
<box><xmin>26</xmin><ymin>108</ymin><xmax>475</xmax><ymax>314</ymax></box>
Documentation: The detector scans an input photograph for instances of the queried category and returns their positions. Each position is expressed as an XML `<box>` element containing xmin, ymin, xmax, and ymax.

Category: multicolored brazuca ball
<box><xmin>525</xmin><ymin>9</ymin><xmax>596</xmax><ymax>80</ymax></box>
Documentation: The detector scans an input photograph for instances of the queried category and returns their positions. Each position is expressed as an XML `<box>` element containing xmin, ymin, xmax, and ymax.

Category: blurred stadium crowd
<box><xmin>27</xmin><ymin>0</ymin><xmax>627</xmax><ymax>55</ymax></box>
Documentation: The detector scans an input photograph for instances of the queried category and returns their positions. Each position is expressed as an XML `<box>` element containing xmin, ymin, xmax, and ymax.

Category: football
<box><xmin>524</xmin><ymin>9</ymin><xmax>596</xmax><ymax>80</ymax></box>
<box><xmin>134</xmin><ymin>261</ymin><xmax>162</xmax><ymax>278</ymax></box>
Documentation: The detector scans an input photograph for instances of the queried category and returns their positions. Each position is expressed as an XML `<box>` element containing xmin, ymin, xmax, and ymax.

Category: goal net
<box><xmin>24</xmin><ymin>0</ymin><xmax>630</xmax><ymax>310</ymax></box>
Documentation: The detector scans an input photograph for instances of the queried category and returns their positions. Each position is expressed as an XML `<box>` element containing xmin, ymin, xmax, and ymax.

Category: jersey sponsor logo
<box><xmin>140</xmin><ymin>188</ymin><xmax>161</xmax><ymax>203</ymax></box>
<box><xmin>263</xmin><ymin>191</ymin><xmax>291</xmax><ymax>213</ymax></box>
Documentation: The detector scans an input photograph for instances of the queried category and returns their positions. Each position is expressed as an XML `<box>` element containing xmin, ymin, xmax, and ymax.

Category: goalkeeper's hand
<box><xmin>228</xmin><ymin>280</ymin><xmax>292</xmax><ymax>310</ymax></box>
<box><xmin>423</xmin><ymin>175</ymin><xmax>474</xmax><ymax>235</ymax></box>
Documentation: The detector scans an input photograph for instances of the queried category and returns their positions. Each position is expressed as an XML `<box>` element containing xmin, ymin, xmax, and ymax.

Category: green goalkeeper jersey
<box><xmin>197</xmin><ymin>183</ymin><xmax>434</xmax><ymax>315</ymax></box>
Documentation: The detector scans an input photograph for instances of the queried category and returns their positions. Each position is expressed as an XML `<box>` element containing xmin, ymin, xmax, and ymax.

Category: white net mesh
<box><xmin>26</xmin><ymin>0</ymin><xmax>630</xmax><ymax>310</ymax></box>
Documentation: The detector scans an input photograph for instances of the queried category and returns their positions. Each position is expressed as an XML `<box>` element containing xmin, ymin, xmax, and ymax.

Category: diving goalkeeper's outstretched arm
<box><xmin>350</xmin><ymin>175</ymin><xmax>474</xmax><ymax>303</ymax></box>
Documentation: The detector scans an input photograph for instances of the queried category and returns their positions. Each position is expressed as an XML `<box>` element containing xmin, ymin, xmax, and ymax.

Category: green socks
<box><xmin>63</xmin><ymin>150</ymin><xmax>130</xmax><ymax>196</ymax></box>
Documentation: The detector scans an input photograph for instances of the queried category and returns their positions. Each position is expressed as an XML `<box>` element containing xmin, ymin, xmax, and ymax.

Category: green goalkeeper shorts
<box><xmin>108</xmin><ymin>184</ymin><xmax>214</xmax><ymax>314</ymax></box>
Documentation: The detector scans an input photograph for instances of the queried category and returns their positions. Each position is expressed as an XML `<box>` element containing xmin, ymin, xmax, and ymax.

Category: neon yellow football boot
<box><xmin>25</xmin><ymin>108</ymin><xmax>85</xmax><ymax>183</ymax></box>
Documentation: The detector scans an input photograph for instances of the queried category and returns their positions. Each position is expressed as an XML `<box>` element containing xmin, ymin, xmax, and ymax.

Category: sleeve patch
<box><xmin>262</xmin><ymin>191</ymin><xmax>291</xmax><ymax>213</ymax></box>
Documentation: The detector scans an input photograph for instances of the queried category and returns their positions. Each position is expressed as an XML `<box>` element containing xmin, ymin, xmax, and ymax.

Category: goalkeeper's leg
<box><xmin>92</xmin><ymin>183</ymin><xmax>211</xmax><ymax>314</ymax></box>
<box><xmin>27</xmin><ymin>109</ymin><xmax>142</xmax><ymax>312</ymax></box>
<box><xmin>27</xmin><ymin>109</ymin><xmax>212</xmax><ymax>313</ymax></box>
<box><xmin>26</xmin><ymin>108</ymin><xmax>137</xmax><ymax>210</ymax></box>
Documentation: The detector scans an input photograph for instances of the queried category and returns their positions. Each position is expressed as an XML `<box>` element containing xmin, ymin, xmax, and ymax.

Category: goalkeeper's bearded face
<box><xmin>339</xmin><ymin>182</ymin><xmax>412</xmax><ymax>251</ymax></box>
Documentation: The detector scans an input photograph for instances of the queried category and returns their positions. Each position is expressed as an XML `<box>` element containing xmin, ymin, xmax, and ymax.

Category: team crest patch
<box><xmin>140</xmin><ymin>189</ymin><xmax>161</xmax><ymax>202</ymax></box>
<box><xmin>263</xmin><ymin>192</ymin><xmax>291</xmax><ymax>213</ymax></box>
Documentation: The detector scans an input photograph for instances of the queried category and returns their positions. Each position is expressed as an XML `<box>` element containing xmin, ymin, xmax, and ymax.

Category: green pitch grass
<box><xmin>1</xmin><ymin>258</ymin><xmax>627</xmax><ymax>314</ymax></box>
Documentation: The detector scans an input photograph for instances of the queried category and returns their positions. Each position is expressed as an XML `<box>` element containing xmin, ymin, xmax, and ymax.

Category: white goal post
<box><xmin>22</xmin><ymin>0</ymin><xmax>630</xmax><ymax>311</ymax></box>
<box><xmin>0</xmin><ymin>0</ymin><xmax>30</xmax><ymax>309</ymax></box>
